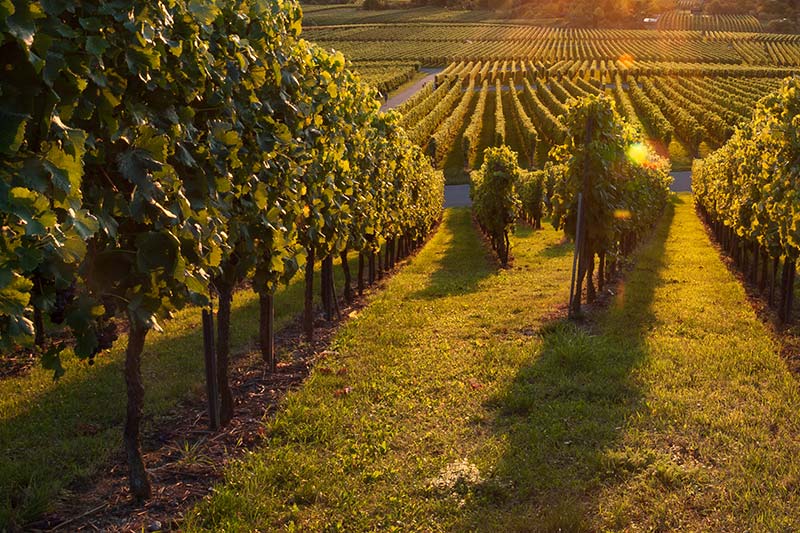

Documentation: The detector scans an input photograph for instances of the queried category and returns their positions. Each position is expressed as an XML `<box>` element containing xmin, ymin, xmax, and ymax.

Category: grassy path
<box><xmin>188</xmin><ymin>196</ymin><xmax>800</xmax><ymax>532</ymax></box>
<box><xmin>186</xmin><ymin>208</ymin><xmax>575</xmax><ymax>530</ymax></box>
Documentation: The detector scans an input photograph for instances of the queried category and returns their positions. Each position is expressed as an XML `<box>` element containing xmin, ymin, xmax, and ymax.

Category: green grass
<box><xmin>187</xmin><ymin>197</ymin><xmax>800</xmax><ymax>531</ymax></box>
<box><xmin>184</xmin><ymin>209</ymin><xmax>573</xmax><ymax>530</ymax></box>
<box><xmin>0</xmin><ymin>255</ymin><xmax>358</xmax><ymax>528</ymax></box>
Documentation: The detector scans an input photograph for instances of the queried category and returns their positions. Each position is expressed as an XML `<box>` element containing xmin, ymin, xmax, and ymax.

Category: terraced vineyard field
<box><xmin>357</xmin><ymin>58</ymin><xmax>781</xmax><ymax>180</ymax></box>
<box><xmin>657</xmin><ymin>10</ymin><xmax>763</xmax><ymax>32</ymax></box>
<box><xmin>351</xmin><ymin>60</ymin><xmax>422</xmax><ymax>95</ymax></box>
<box><xmin>306</xmin><ymin>24</ymin><xmax>800</xmax><ymax>66</ymax></box>
<box><xmin>304</xmin><ymin>17</ymin><xmax>800</xmax><ymax>178</ymax></box>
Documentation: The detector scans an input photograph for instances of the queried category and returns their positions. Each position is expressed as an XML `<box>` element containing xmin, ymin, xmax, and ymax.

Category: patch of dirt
<box><xmin>0</xmin><ymin>351</ymin><xmax>40</xmax><ymax>380</ymax></box>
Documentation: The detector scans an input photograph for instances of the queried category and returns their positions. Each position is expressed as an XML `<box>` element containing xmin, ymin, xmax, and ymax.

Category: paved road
<box><xmin>445</xmin><ymin>171</ymin><xmax>691</xmax><ymax>209</ymax></box>
<box><xmin>381</xmin><ymin>68</ymin><xmax>443</xmax><ymax>111</ymax></box>
<box><xmin>445</xmin><ymin>184</ymin><xmax>471</xmax><ymax>208</ymax></box>
<box><xmin>671</xmin><ymin>171</ymin><xmax>691</xmax><ymax>193</ymax></box>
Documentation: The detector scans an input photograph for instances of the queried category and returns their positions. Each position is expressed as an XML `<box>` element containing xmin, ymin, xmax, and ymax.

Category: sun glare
<box><xmin>627</xmin><ymin>142</ymin><xmax>649</xmax><ymax>166</ymax></box>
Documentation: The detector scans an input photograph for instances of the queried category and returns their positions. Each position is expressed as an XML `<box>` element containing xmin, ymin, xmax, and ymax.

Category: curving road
<box><xmin>381</xmin><ymin>68</ymin><xmax>443</xmax><ymax>111</ymax></box>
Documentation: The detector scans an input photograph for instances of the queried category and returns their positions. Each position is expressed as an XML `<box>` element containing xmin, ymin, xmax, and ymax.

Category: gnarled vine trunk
<box><xmin>357</xmin><ymin>251</ymin><xmax>365</xmax><ymax>296</ymax></box>
<box><xmin>321</xmin><ymin>255</ymin><xmax>334</xmax><ymax>321</ymax></box>
<box><xmin>341</xmin><ymin>250</ymin><xmax>352</xmax><ymax>304</ymax></box>
<box><xmin>124</xmin><ymin>319</ymin><xmax>151</xmax><ymax>500</ymax></box>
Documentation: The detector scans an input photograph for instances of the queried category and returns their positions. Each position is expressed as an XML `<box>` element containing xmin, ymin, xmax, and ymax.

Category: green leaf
<box><xmin>6</xmin><ymin>1</ymin><xmax>35</xmax><ymax>47</ymax></box>
<box><xmin>188</xmin><ymin>0</ymin><xmax>220</xmax><ymax>25</ymax></box>
<box><xmin>8</xmin><ymin>186</ymin><xmax>36</xmax><ymax>202</ymax></box>
<box><xmin>0</xmin><ymin>108</ymin><xmax>29</xmax><ymax>155</ymax></box>
<box><xmin>73</xmin><ymin>328</ymin><xmax>99</xmax><ymax>358</ymax></box>
<box><xmin>253</xmin><ymin>183</ymin><xmax>269</xmax><ymax>209</ymax></box>
<box><xmin>72</xmin><ymin>210</ymin><xmax>99</xmax><ymax>240</ymax></box>
<box><xmin>135</xmin><ymin>231</ymin><xmax>179</xmax><ymax>273</ymax></box>
<box><xmin>125</xmin><ymin>45</ymin><xmax>160</xmax><ymax>77</ymax></box>
<box><xmin>184</xmin><ymin>273</ymin><xmax>207</xmax><ymax>295</ymax></box>
<box><xmin>86</xmin><ymin>35</ymin><xmax>109</xmax><ymax>57</ymax></box>
<box><xmin>208</xmin><ymin>243</ymin><xmax>222</xmax><ymax>268</ymax></box>
<box><xmin>117</xmin><ymin>148</ymin><xmax>162</xmax><ymax>198</ymax></box>
<box><xmin>41</xmin><ymin>342</ymin><xmax>66</xmax><ymax>381</ymax></box>
<box><xmin>60</xmin><ymin>234</ymin><xmax>87</xmax><ymax>264</ymax></box>
<box><xmin>0</xmin><ymin>272</ymin><xmax>32</xmax><ymax>316</ymax></box>
<box><xmin>274</xmin><ymin>122</ymin><xmax>292</xmax><ymax>144</ymax></box>
<box><xmin>327</xmin><ymin>83</ymin><xmax>338</xmax><ymax>99</ymax></box>
<box><xmin>0</xmin><ymin>0</ymin><xmax>15</xmax><ymax>20</ymax></box>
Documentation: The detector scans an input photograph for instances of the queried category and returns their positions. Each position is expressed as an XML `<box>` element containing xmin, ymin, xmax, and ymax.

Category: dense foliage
<box><xmin>693</xmin><ymin>76</ymin><xmax>800</xmax><ymax>321</ymax></box>
<box><xmin>430</xmin><ymin>77</ymin><xmax>475</xmax><ymax>166</ymax></box>
<box><xmin>462</xmin><ymin>79</ymin><xmax>489</xmax><ymax>168</ymax></box>
<box><xmin>1</xmin><ymin>0</ymin><xmax>442</xmax><ymax>505</ymax></box>
<box><xmin>517</xmin><ymin>169</ymin><xmax>545</xmax><ymax>228</ymax></box>
<box><xmin>550</xmin><ymin>95</ymin><xmax>671</xmax><ymax>311</ymax></box>
<box><xmin>471</xmin><ymin>146</ymin><xmax>521</xmax><ymax>265</ymax></box>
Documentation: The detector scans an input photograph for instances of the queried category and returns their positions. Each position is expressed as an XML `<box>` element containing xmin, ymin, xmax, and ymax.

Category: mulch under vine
<box><xmin>0</xmin><ymin>351</ymin><xmax>40</xmax><ymax>380</ymax></box>
<box><xmin>23</xmin><ymin>268</ymin><xmax>405</xmax><ymax>533</ymax></box>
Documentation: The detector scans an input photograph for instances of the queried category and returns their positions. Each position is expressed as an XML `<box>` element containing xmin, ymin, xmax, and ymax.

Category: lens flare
<box><xmin>614</xmin><ymin>209</ymin><xmax>632</xmax><ymax>220</ymax></box>
<box><xmin>627</xmin><ymin>142</ymin><xmax>649</xmax><ymax>166</ymax></box>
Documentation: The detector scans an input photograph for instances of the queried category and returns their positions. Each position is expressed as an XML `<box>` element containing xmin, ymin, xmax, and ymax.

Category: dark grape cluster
<box><xmin>49</xmin><ymin>284</ymin><xmax>76</xmax><ymax>324</ymax></box>
<box><xmin>101</xmin><ymin>296</ymin><xmax>118</xmax><ymax>319</ymax></box>
<box><xmin>96</xmin><ymin>320</ymin><xmax>118</xmax><ymax>353</ymax></box>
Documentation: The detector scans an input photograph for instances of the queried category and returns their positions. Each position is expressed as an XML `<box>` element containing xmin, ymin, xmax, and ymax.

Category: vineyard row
<box><xmin>396</xmin><ymin>63</ymin><xmax>781</xmax><ymax>171</ymax></box>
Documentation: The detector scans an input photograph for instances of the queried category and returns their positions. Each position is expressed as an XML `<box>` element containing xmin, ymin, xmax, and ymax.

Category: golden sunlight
<box><xmin>627</xmin><ymin>142</ymin><xmax>649</xmax><ymax>166</ymax></box>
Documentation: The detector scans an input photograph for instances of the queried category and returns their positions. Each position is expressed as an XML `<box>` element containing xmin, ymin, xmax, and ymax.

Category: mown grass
<box><xmin>0</xmin><ymin>256</ymin><xmax>357</xmax><ymax>528</ymax></box>
<box><xmin>457</xmin><ymin>194</ymin><xmax>800</xmax><ymax>531</ymax></box>
<box><xmin>187</xmin><ymin>196</ymin><xmax>800</xmax><ymax>531</ymax></box>
<box><xmin>184</xmin><ymin>208</ymin><xmax>576</xmax><ymax>530</ymax></box>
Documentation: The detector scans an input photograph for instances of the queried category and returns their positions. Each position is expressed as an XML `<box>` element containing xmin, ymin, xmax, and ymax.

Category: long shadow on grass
<box><xmin>535</xmin><ymin>236</ymin><xmax>572</xmax><ymax>259</ymax></box>
<box><xmin>456</xmin><ymin>199</ymin><xmax>678</xmax><ymax>532</ymax></box>
<box><xmin>0</xmin><ymin>254</ymin><xmax>359</xmax><ymax>529</ymax></box>
<box><xmin>408</xmin><ymin>208</ymin><xmax>494</xmax><ymax>300</ymax></box>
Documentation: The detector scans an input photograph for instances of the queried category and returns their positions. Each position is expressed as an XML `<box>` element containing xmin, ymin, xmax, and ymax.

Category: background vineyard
<box><xmin>305</xmin><ymin>17</ymin><xmax>800</xmax><ymax>179</ymax></box>
<box><xmin>306</xmin><ymin>23</ymin><xmax>800</xmax><ymax>66</ymax></box>
<box><xmin>374</xmin><ymin>58</ymin><xmax>782</xmax><ymax>182</ymax></box>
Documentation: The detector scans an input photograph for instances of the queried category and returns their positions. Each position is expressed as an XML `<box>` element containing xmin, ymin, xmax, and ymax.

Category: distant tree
<box><xmin>764</xmin><ymin>16</ymin><xmax>796</xmax><ymax>31</ymax></box>
<box><xmin>706</xmin><ymin>0</ymin><xmax>724</xmax><ymax>13</ymax></box>
<box><xmin>488</xmin><ymin>0</ymin><xmax>514</xmax><ymax>12</ymax></box>
<box><xmin>363</xmin><ymin>0</ymin><xmax>387</xmax><ymax>9</ymax></box>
